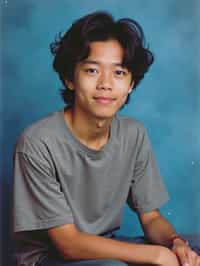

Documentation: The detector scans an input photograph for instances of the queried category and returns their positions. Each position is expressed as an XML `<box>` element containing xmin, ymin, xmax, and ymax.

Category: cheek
<box><xmin>75</xmin><ymin>82</ymin><xmax>93</xmax><ymax>102</ymax></box>
<box><xmin>115</xmin><ymin>79</ymin><xmax>132</xmax><ymax>92</ymax></box>
<box><xmin>117</xmin><ymin>87</ymin><xmax>131</xmax><ymax>104</ymax></box>
<box><xmin>116</xmin><ymin>85</ymin><xmax>131</xmax><ymax>98</ymax></box>
<box><xmin>77</xmin><ymin>76</ymin><xmax>95</xmax><ymax>92</ymax></box>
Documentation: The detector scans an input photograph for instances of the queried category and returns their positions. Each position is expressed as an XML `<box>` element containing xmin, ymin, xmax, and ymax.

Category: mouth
<box><xmin>93</xmin><ymin>96</ymin><xmax>116</xmax><ymax>104</ymax></box>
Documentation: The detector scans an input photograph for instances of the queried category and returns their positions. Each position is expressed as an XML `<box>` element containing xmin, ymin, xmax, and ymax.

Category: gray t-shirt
<box><xmin>13</xmin><ymin>109</ymin><xmax>169</xmax><ymax>266</ymax></box>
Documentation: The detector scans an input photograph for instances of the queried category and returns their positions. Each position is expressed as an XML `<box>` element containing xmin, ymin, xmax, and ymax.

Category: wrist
<box><xmin>168</xmin><ymin>234</ymin><xmax>189</xmax><ymax>249</ymax></box>
<box><xmin>156</xmin><ymin>246</ymin><xmax>178</xmax><ymax>266</ymax></box>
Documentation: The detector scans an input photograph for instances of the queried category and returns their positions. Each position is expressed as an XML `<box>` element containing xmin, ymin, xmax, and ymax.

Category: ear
<box><xmin>64</xmin><ymin>79</ymin><xmax>75</xmax><ymax>91</ymax></box>
<box><xmin>128</xmin><ymin>80</ymin><xmax>135</xmax><ymax>94</ymax></box>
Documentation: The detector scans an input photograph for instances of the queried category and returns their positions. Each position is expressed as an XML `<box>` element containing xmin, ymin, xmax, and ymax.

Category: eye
<box><xmin>115</xmin><ymin>70</ymin><xmax>127</xmax><ymax>76</ymax></box>
<box><xmin>85</xmin><ymin>68</ymin><xmax>98</xmax><ymax>74</ymax></box>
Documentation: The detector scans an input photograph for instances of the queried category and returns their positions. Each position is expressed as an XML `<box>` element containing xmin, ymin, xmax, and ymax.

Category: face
<box><xmin>66</xmin><ymin>40</ymin><xmax>134</xmax><ymax>120</ymax></box>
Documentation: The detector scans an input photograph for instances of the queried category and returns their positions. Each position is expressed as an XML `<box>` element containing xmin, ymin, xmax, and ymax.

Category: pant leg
<box><xmin>114</xmin><ymin>235</ymin><xmax>147</xmax><ymax>244</ymax></box>
<box><xmin>36</xmin><ymin>256</ymin><xmax>129</xmax><ymax>266</ymax></box>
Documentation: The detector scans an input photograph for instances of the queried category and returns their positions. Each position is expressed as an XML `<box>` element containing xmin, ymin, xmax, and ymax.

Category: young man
<box><xmin>13</xmin><ymin>11</ymin><xmax>200</xmax><ymax>266</ymax></box>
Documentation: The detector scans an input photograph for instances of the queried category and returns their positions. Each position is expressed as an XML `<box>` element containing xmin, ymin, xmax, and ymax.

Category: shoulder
<box><xmin>114</xmin><ymin>114</ymin><xmax>146</xmax><ymax>137</ymax></box>
<box><xmin>112</xmin><ymin>114</ymin><xmax>149</xmax><ymax>153</ymax></box>
<box><xmin>15</xmin><ymin>110</ymin><xmax>63</xmax><ymax>154</ymax></box>
<box><xmin>22</xmin><ymin>110</ymin><xmax>63</xmax><ymax>139</ymax></box>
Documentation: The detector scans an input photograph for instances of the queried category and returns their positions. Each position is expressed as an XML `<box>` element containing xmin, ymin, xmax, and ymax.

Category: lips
<box><xmin>93</xmin><ymin>96</ymin><xmax>115</xmax><ymax>104</ymax></box>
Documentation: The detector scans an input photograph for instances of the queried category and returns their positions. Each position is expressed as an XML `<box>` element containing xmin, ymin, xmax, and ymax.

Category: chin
<box><xmin>87</xmin><ymin>103</ymin><xmax>121</xmax><ymax>120</ymax></box>
<box><xmin>93</xmin><ymin>110</ymin><xmax>116</xmax><ymax>120</ymax></box>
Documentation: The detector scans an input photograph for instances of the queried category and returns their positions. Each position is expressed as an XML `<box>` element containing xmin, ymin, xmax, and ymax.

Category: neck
<box><xmin>64</xmin><ymin>106</ymin><xmax>113</xmax><ymax>150</ymax></box>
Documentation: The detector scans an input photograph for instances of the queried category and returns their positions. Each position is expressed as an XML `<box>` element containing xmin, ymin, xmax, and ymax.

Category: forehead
<box><xmin>86</xmin><ymin>40</ymin><xmax>124</xmax><ymax>64</ymax></box>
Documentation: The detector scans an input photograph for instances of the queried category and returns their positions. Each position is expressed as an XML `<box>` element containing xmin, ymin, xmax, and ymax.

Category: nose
<box><xmin>97</xmin><ymin>71</ymin><xmax>113</xmax><ymax>91</ymax></box>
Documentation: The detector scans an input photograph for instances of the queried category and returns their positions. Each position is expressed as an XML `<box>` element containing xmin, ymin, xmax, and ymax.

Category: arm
<box><xmin>139</xmin><ymin>209</ymin><xmax>200</xmax><ymax>266</ymax></box>
<box><xmin>138</xmin><ymin>209</ymin><xmax>177</xmax><ymax>247</ymax></box>
<box><xmin>48</xmin><ymin>223</ymin><xmax>179</xmax><ymax>265</ymax></box>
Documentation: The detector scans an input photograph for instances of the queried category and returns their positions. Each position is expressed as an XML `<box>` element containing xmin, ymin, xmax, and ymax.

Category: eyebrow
<box><xmin>81</xmin><ymin>59</ymin><xmax>124</xmax><ymax>67</ymax></box>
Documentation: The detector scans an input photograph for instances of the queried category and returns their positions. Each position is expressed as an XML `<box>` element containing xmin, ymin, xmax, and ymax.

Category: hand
<box><xmin>172</xmin><ymin>238</ymin><xmax>200</xmax><ymax>266</ymax></box>
<box><xmin>156</xmin><ymin>246</ymin><xmax>180</xmax><ymax>266</ymax></box>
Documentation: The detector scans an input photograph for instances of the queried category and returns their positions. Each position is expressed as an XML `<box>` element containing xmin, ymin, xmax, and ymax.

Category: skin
<box><xmin>171</xmin><ymin>239</ymin><xmax>200</xmax><ymax>266</ymax></box>
<box><xmin>64</xmin><ymin>40</ymin><xmax>133</xmax><ymax>150</ymax></box>
<box><xmin>48</xmin><ymin>40</ymin><xmax>200</xmax><ymax>265</ymax></box>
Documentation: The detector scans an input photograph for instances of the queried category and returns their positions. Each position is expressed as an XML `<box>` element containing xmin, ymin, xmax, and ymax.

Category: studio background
<box><xmin>1</xmin><ymin>1</ymin><xmax>200</xmax><ymax>265</ymax></box>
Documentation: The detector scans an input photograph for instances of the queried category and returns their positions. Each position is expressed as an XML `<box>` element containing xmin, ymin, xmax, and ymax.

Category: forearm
<box><xmin>50</xmin><ymin>225</ymin><xmax>164</xmax><ymax>264</ymax></box>
<box><xmin>65</xmin><ymin>231</ymin><xmax>166</xmax><ymax>264</ymax></box>
<box><xmin>139</xmin><ymin>213</ymin><xmax>200</xmax><ymax>265</ymax></box>
<box><xmin>141</xmin><ymin>215</ymin><xmax>177</xmax><ymax>247</ymax></box>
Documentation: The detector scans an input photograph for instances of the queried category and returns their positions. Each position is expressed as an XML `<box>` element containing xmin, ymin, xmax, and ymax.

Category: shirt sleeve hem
<box><xmin>14</xmin><ymin>215</ymin><xmax>74</xmax><ymax>232</ymax></box>
<box><xmin>135</xmin><ymin>194</ymin><xmax>170</xmax><ymax>214</ymax></box>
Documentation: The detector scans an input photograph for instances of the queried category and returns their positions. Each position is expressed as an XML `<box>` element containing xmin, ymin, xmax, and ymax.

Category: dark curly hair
<box><xmin>50</xmin><ymin>11</ymin><xmax>154</xmax><ymax>106</ymax></box>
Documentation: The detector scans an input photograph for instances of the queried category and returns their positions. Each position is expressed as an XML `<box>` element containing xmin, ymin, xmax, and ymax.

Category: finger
<box><xmin>196</xmin><ymin>255</ymin><xmax>200</xmax><ymax>266</ymax></box>
<box><xmin>187</xmin><ymin>249</ymin><xmax>198</xmax><ymax>266</ymax></box>
<box><xmin>193</xmin><ymin>252</ymin><xmax>200</xmax><ymax>266</ymax></box>
<box><xmin>176</xmin><ymin>252</ymin><xmax>190</xmax><ymax>266</ymax></box>
<box><xmin>174</xmin><ymin>247</ymin><xmax>189</xmax><ymax>266</ymax></box>
<box><xmin>194</xmin><ymin>254</ymin><xmax>200</xmax><ymax>266</ymax></box>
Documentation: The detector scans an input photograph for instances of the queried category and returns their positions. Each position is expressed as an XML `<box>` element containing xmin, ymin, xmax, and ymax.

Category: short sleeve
<box><xmin>13</xmin><ymin>136</ymin><xmax>74</xmax><ymax>232</ymax></box>
<box><xmin>127</xmin><ymin>127</ymin><xmax>169</xmax><ymax>214</ymax></box>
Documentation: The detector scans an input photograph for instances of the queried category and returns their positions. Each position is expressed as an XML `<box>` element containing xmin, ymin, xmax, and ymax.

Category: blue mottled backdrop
<box><xmin>1</xmin><ymin>1</ymin><xmax>200</xmax><ymax>265</ymax></box>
